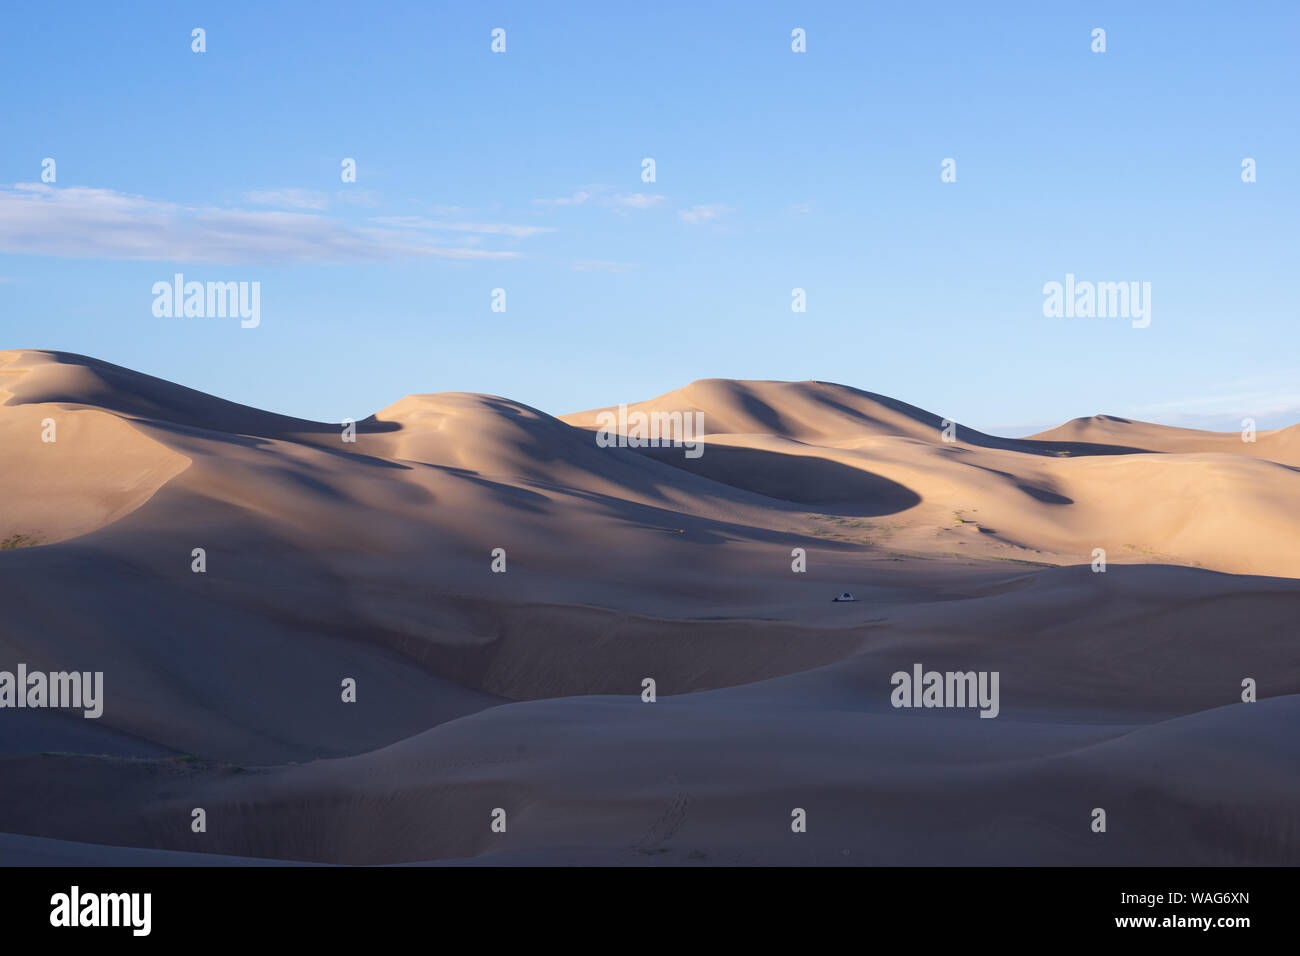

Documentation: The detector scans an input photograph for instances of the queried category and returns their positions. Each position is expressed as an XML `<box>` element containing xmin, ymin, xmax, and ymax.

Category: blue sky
<box><xmin>1</xmin><ymin>1</ymin><xmax>1296</xmax><ymax>433</ymax></box>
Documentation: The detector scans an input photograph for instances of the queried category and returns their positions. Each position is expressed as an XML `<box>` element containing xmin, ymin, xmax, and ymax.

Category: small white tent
<box><xmin>832</xmin><ymin>592</ymin><xmax>855</xmax><ymax>602</ymax></box>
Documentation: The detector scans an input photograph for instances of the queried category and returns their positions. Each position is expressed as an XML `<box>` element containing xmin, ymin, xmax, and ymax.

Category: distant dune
<box><xmin>1029</xmin><ymin>413</ymin><xmax>1300</xmax><ymax>465</ymax></box>
<box><xmin>1</xmin><ymin>349</ymin><xmax>1297</xmax><ymax>865</ymax></box>
<box><xmin>567</xmin><ymin>377</ymin><xmax>1300</xmax><ymax>578</ymax></box>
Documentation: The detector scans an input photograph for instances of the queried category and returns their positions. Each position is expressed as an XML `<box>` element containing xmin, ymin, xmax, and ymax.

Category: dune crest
<box><xmin>0</xmin><ymin>351</ymin><xmax>191</xmax><ymax>547</ymax></box>
<box><xmin>4</xmin><ymin>353</ymin><xmax>1300</xmax><ymax>577</ymax></box>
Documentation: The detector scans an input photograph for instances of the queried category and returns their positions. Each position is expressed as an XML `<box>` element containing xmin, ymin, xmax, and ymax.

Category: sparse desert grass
<box><xmin>979</xmin><ymin>554</ymin><xmax>1058</xmax><ymax>567</ymax></box>
<box><xmin>0</xmin><ymin>533</ymin><xmax>40</xmax><ymax>550</ymax></box>
<box><xmin>803</xmin><ymin>513</ymin><xmax>901</xmax><ymax>545</ymax></box>
<box><xmin>940</xmin><ymin>510</ymin><xmax>992</xmax><ymax>533</ymax></box>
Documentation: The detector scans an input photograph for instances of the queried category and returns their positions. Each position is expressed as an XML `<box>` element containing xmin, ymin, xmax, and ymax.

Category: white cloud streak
<box><xmin>678</xmin><ymin>204</ymin><xmax>728</xmax><ymax>224</ymax></box>
<box><xmin>0</xmin><ymin>184</ymin><xmax>521</xmax><ymax>264</ymax></box>
<box><xmin>609</xmin><ymin>193</ymin><xmax>664</xmax><ymax>210</ymax></box>
<box><xmin>533</xmin><ymin>186</ymin><xmax>665</xmax><ymax>212</ymax></box>
<box><xmin>572</xmin><ymin>259</ymin><xmax>637</xmax><ymax>273</ymax></box>
<box><xmin>243</xmin><ymin>188</ymin><xmax>330</xmax><ymax>210</ymax></box>
<box><xmin>368</xmin><ymin>215</ymin><xmax>557</xmax><ymax>238</ymax></box>
<box><xmin>533</xmin><ymin>189</ymin><xmax>593</xmax><ymax>208</ymax></box>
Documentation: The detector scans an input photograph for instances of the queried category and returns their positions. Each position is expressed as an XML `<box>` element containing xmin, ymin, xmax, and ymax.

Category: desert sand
<box><xmin>1</xmin><ymin>348</ymin><xmax>1297</xmax><ymax>865</ymax></box>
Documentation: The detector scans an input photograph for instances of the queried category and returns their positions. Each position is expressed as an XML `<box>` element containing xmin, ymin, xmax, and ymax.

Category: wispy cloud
<box><xmin>572</xmin><ymin>259</ymin><xmax>637</xmax><ymax>273</ymax></box>
<box><xmin>533</xmin><ymin>189</ymin><xmax>593</xmax><ymax>208</ymax></box>
<box><xmin>369</xmin><ymin>215</ymin><xmax>557</xmax><ymax>239</ymax></box>
<box><xmin>1135</xmin><ymin>386</ymin><xmax>1300</xmax><ymax>416</ymax></box>
<box><xmin>1130</xmin><ymin>385</ymin><xmax>1300</xmax><ymax>430</ymax></box>
<box><xmin>0</xmin><ymin>184</ymin><xmax>521</xmax><ymax>264</ymax></box>
<box><xmin>418</xmin><ymin>204</ymin><xmax>474</xmax><ymax>216</ymax></box>
<box><xmin>678</xmin><ymin>204</ymin><xmax>728</xmax><ymax>224</ymax></box>
<box><xmin>533</xmin><ymin>185</ymin><xmax>665</xmax><ymax>212</ymax></box>
<box><xmin>1145</xmin><ymin>408</ymin><xmax>1300</xmax><ymax>431</ymax></box>
<box><xmin>243</xmin><ymin>188</ymin><xmax>330</xmax><ymax>210</ymax></box>
<box><xmin>609</xmin><ymin>192</ymin><xmax>664</xmax><ymax>210</ymax></box>
<box><xmin>990</xmin><ymin>382</ymin><xmax>1300</xmax><ymax>436</ymax></box>
<box><xmin>332</xmin><ymin>188</ymin><xmax>382</xmax><ymax>208</ymax></box>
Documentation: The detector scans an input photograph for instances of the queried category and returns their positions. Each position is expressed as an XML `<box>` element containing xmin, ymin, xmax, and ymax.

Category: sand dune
<box><xmin>1</xmin><ymin>350</ymin><xmax>1296</xmax><ymax>865</ymax></box>
<box><xmin>1031</xmin><ymin>413</ymin><xmax>1300</xmax><ymax>466</ymax></box>
<box><xmin>567</xmin><ymin>378</ymin><xmax>1300</xmax><ymax>577</ymax></box>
